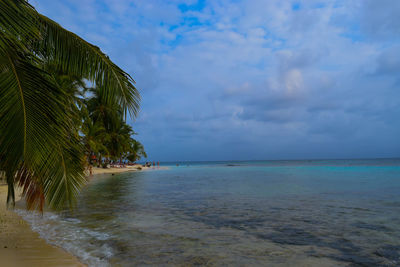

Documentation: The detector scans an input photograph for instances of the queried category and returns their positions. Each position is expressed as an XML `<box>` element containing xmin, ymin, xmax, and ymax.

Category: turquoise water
<box><xmin>18</xmin><ymin>159</ymin><xmax>400</xmax><ymax>266</ymax></box>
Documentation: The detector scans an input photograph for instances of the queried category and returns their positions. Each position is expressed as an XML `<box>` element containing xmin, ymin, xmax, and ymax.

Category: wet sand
<box><xmin>0</xmin><ymin>184</ymin><xmax>84</xmax><ymax>267</ymax></box>
<box><xmin>0</xmin><ymin>165</ymin><xmax>168</xmax><ymax>266</ymax></box>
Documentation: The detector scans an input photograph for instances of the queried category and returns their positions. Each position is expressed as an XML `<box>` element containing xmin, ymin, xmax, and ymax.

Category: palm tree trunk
<box><xmin>6</xmin><ymin>170</ymin><xmax>15</xmax><ymax>207</ymax></box>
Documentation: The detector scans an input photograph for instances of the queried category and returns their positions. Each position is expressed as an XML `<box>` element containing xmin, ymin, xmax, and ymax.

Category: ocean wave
<box><xmin>15</xmin><ymin>209</ymin><xmax>112</xmax><ymax>267</ymax></box>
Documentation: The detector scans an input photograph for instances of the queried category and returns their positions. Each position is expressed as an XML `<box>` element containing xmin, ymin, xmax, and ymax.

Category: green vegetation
<box><xmin>83</xmin><ymin>87</ymin><xmax>147</xmax><ymax>166</ymax></box>
<box><xmin>0</xmin><ymin>0</ymin><xmax>145</xmax><ymax>211</ymax></box>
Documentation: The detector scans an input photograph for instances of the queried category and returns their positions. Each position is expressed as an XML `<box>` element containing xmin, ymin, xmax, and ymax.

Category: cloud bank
<box><xmin>33</xmin><ymin>0</ymin><xmax>400</xmax><ymax>161</ymax></box>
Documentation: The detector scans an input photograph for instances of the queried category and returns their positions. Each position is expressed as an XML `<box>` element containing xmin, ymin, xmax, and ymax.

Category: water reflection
<box><xmin>63</xmin><ymin>172</ymin><xmax>144</xmax><ymax>231</ymax></box>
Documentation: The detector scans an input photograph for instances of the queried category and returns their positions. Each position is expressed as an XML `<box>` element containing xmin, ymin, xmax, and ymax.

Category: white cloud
<box><xmin>33</xmin><ymin>0</ymin><xmax>400</xmax><ymax>160</ymax></box>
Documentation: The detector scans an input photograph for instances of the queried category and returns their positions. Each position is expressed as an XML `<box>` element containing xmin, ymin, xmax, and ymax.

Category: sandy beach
<box><xmin>88</xmin><ymin>164</ymin><xmax>169</xmax><ymax>176</ymax></box>
<box><xmin>91</xmin><ymin>164</ymin><xmax>151</xmax><ymax>175</ymax></box>
<box><xmin>0</xmin><ymin>184</ymin><xmax>84</xmax><ymax>267</ymax></box>
<box><xmin>0</xmin><ymin>165</ymin><xmax>164</xmax><ymax>266</ymax></box>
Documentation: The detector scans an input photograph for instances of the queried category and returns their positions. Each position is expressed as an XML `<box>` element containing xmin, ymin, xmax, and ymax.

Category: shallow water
<box><xmin>17</xmin><ymin>159</ymin><xmax>400</xmax><ymax>266</ymax></box>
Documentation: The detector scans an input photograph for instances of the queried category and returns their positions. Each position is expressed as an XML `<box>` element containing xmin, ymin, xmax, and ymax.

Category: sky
<box><xmin>32</xmin><ymin>0</ymin><xmax>400</xmax><ymax>161</ymax></box>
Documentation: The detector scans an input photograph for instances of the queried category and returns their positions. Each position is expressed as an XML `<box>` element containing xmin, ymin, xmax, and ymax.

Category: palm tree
<box><xmin>81</xmin><ymin>116</ymin><xmax>108</xmax><ymax>167</ymax></box>
<box><xmin>45</xmin><ymin>63</ymin><xmax>88</xmax><ymax>126</ymax></box>
<box><xmin>104</xmin><ymin>117</ymin><xmax>133</xmax><ymax>161</ymax></box>
<box><xmin>0</xmin><ymin>0</ymin><xmax>140</xmax><ymax>210</ymax></box>
<box><xmin>126</xmin><ymin>140</ymin><xmax>147</xmax><ymax>163</ymax></box>
<box><xmin>86</xmin><ymin>87</ymin><xmax>123</xmax><ymax>132</ymax></box>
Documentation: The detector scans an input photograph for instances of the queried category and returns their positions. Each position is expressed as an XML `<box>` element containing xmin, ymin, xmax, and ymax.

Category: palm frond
<box><xmin>0</xmin><ymin>0</ymin><xmax>39</xmax><ymax>42</ymax></box>
<box><xmin>0</xmin><ymin>0</ymin><xmax>142</xmax><ymax>210</ymax></box>
<box><xmin>37</xmin><ymin>15</ymin><xmax>141</xmax><ymax>118</ymax></box>
<box><xmin>16</xmin><ymin>164</ymin><xmax>44</xmax><ymax>211</ymax></box>
<box><xmin>0</xmin><ymin>40</ymin><xmax>85</xmax><ymax>209</ymax></box>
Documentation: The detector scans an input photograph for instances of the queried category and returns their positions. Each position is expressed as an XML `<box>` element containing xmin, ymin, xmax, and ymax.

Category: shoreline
<box><xmin>0</xmin><ymin>164</ymin><xmax>168</xmax><ymax>266</ymax></box>
<box><xmin>0</xmin><ymin>184</ymin><xmax>84</xmax><ymax>266</ymax></box>
<box><xmin>88</xmin><ymin>164</ymin><xmax>169</xmax><ymax>177</ymax></box>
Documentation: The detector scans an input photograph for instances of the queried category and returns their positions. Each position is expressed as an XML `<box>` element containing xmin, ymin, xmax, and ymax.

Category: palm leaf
<box><xmin>37</xmin><ymin>15</ymin><xmax>141</xmax><ymax>118</ymax></box>
<box><xmin>0</xmin><ymin>39</ymin><xmax>85</xmax><ymax>210</ymax></box>
<box><xmin>0</xmin><ymin>0</ymin><xmax>141</xmax><ymax>210</ymax></box>
<box><xmin>0</xmin><ymin>0</ymin><xmax>39</xmax><ymax>42</ymax></box>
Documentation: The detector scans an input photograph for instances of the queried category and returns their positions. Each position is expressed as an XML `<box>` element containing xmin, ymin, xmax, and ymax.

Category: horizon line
<box><xmin>141</xmin><ymin>157</ymin><xmax>400</xmax><ymax>163</ymax></box>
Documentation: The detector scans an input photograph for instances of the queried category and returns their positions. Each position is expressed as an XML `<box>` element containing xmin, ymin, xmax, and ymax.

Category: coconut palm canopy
<box><xmin>0</xmin><ymin>0</ymin><xmax>141</xmax><ymax>210</ymax></box>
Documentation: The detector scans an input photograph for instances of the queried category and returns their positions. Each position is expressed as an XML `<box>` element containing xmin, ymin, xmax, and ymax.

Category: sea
<box><xmin>16</xmin><ymin>159</ymin><xmax>400</xmax><ymax>266</ymax></box>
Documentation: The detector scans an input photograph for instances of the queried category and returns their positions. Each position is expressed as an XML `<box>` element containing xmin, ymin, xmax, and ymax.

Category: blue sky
<box><xmin>33</xmin><ymin>0</ymin><xmax>400</xmax><ymax>161</ymax></box>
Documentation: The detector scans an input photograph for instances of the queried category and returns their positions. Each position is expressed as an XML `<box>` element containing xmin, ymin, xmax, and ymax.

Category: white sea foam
<box><xmin>15</xmin><ymin>209</ymin><xmax>112</xmax><ymax>267</ymax></box>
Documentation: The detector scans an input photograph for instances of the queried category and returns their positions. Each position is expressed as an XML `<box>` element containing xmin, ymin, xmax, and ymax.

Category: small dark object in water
<box><xmin>227</xmin><ymin>164</ymin><xmax>239</xmax><ymax>166</ymax></box>
<box><xmin>112</xmin><ymin>173</ymin><xmax>115</xmax><ymax>176</ymax></box>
